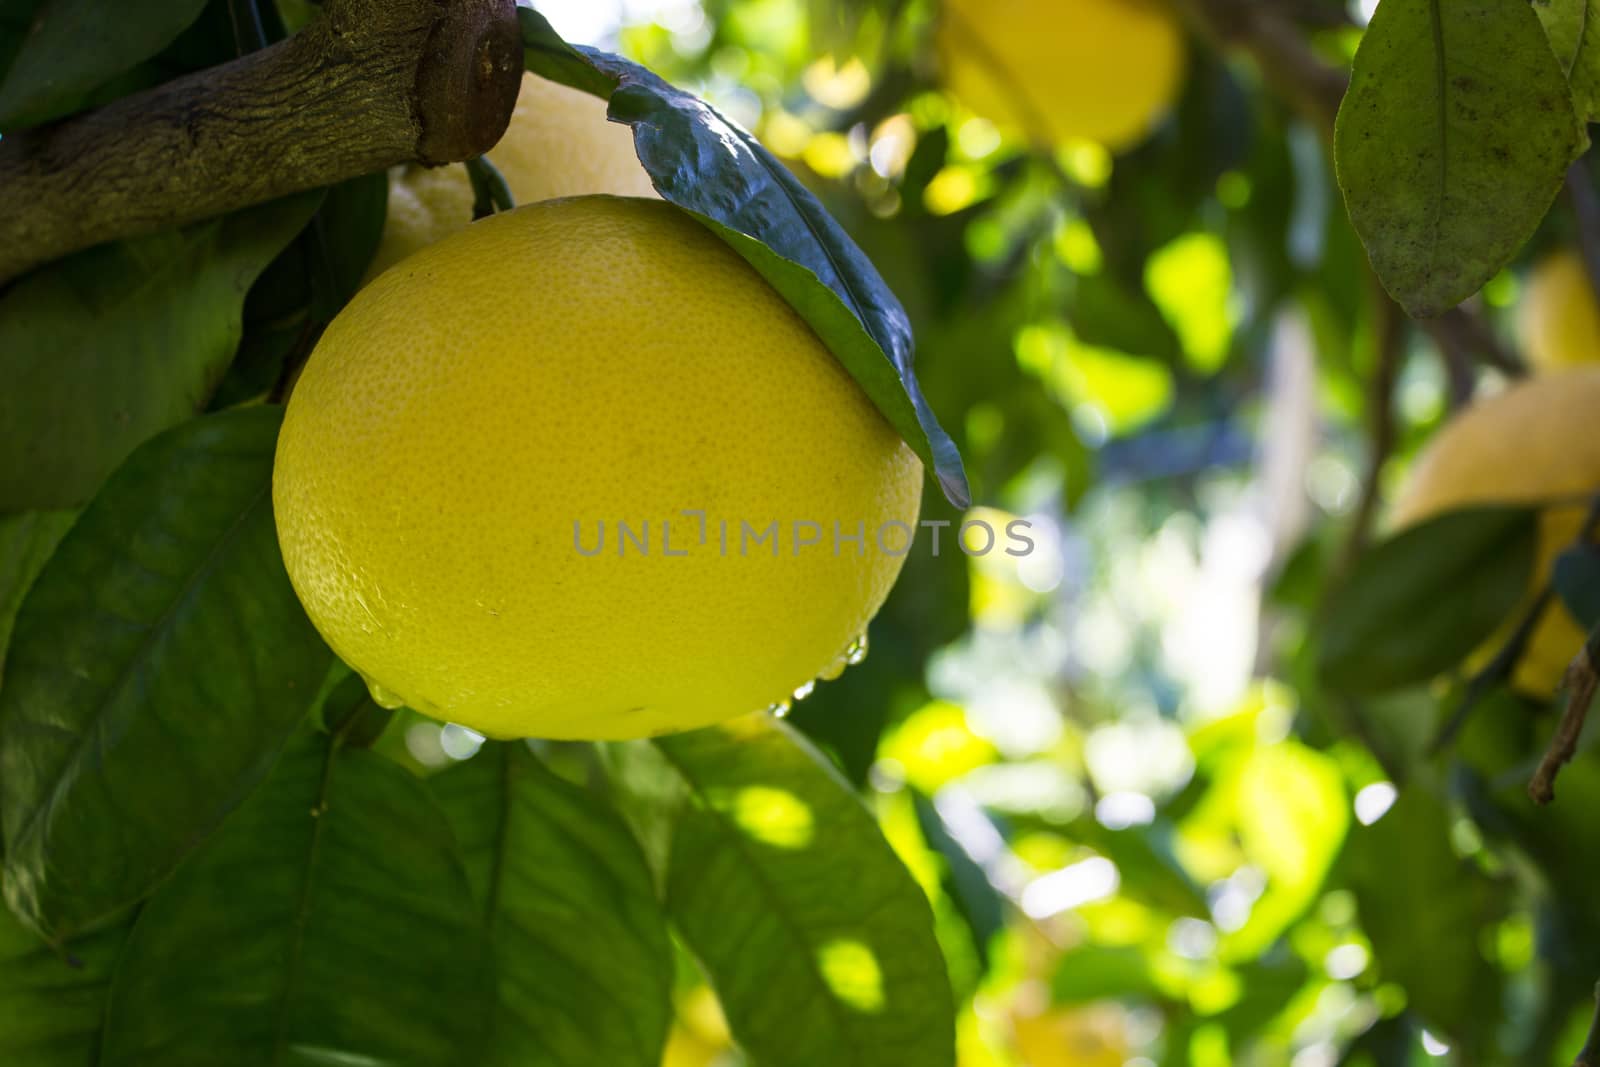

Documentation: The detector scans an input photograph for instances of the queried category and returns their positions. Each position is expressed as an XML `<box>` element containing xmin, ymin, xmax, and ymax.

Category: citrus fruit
<box><xmin>935</xmin><ymin>0</ymin><xmax>1185</xmax><ymax>152</ymax></box>
<box><xmin>273</xmin><ymin>195</ymin><xmax>923</xmax><ymax>740</ymax></box>
<box><xmin>1516</xmin><ymin>250</ymin><xmax>1600</xmax><ymax>373</ymax></box>
<box><xmin>364</xmin><ymin>71</ymin><xmax>658</xmax><ymax>279</ymax></box>
<box><xmin>1390</xmin><ymin>370</ymin><xmax>1600</xmax><ymax>695</ymax></box>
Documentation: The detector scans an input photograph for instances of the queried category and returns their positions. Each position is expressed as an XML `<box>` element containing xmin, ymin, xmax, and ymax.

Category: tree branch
<box><xmin>1530</xmin><ymin>639</ymin><xmax>1599</xmax><ymax>805</ymax></box>
<box><xmin>0</xmin><ymin>0</ymin><xmax>522</xmax><ymax>284</ymax></box>
<box><xmin>1336</xmin><ymin>282</ymin><xmax>1404</xmax><ymax>569</ymax></box>
<box><xmin>1172</xmin><ymin>0</ymin><xmax>1347</xmax><ymax>135</ymax></box>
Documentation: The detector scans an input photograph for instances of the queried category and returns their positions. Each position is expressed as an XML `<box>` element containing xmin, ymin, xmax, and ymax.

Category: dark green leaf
<box><xmin>0</xmin><ymin>408</ymin><xmax>332</xmax><ymax>941</ymax></box>
<box><xmin>0</xmin><ymin>1</ymin><xmax>36</xmax><ymax>86</ymax></box>
<box><xmin>100</xmin><ymin>735</ymin><xmax>491</xmax><ymax>1067</ymax></box>
<box><xmin>0</xmin><ymin>0</ymin><xmax>207</xmax><ymax>128</ymax></box>
<box><xmin>432</xmin><ymin>743</ymin><xmax>673</xmax><ymax>1067</ymax></box>
<box><xmin>306</xmin><ymin>172</ymin><xmax>390</xmax><ymax>320</ymax></box>
<box><xmin>0</xmin><ymin>193</ymin><xmax>319</xmax><ymax>510</ymax></box>
<box><xmin>1317</xmin><ymin>507</ymin><xmax>1538</xmax><ymax>694</ymax></box>
<box><xmin>0</xmin><ymin>510</ymin><xmax>74</xmax><ymax>684</ymax></box>
<box><xmin>910</xmin><ymin>791</ymin><xmax>1004</xmax><ymax>968</ymax></box>
<box><xmin>1334</xmin><ymin>0</ymin><xmax>1583</xmax><ymax>316</ymax></box>
<box><xmin>519</xmin><ymin>8</ymin><xmax>968</xmax><ymax>508</ymax></box>
<box><xmin>1345</xmin><ymin>788</ymin><xmax>1508</xmax><ymax>1053</ymax></box>
<box><xmin>0</xmin><ymin>901</ymin><xmax>128</xmax><ymax>1065</ymax></box>
<box><xmin>317</xmin><ymin>671</ymin><xmax>393</xmax><ymax>747</ymax></box>
<box><xmin>604</xmin><ymin>717</ymin><xmax>955</xmax><ymax>1067</ymax></box>
<box><xmin>1553</xmin><ymin>543</ymin><xmax>1600</xmax><ymax>630</ymax></box>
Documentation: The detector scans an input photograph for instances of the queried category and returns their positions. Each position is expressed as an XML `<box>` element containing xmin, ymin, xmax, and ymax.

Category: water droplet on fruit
<box><xmin>365</xmin><ymin>679</ymin><xmax>406</xmax><ymax>710</ymax></box>
<box><xmin>845</xmin><ymin>633</ymin><xmax>869</xmax><ymax>665</ymax></box>
<box><xmin>767</xmin><ymin>700</ymin><xmax>792</xmax><ymax>718</ymax></box>
<box><xmin>792</xmin><ymin>679</ymin><xmax>816</xmax><ymax>701</ymax></box>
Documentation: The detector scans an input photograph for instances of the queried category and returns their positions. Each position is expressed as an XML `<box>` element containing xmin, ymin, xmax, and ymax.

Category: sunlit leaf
<box><xmin>1051</xmin><ymin>944</ymin><xmax>1161</xmax><ymax>1004</ymax></box>
<box><xmin>1224</xmin><ymin>741</ymin><xmax>1347</xmax><ymax>959</ymax></box>
<box><xmin>431</xmin><ymin>743</ymin><xmax>673</xmax><ymax>1067</ymax></box>
<box><xmin>0</xmin><ymin>408</ymin><xmax>332</xmax><ymax>941</ymax></box>
<box><xmin>100</xmin><ymin>735</ymin><xmax>491</xmax><ymax>1066</ymax></box>
<box><xmin>604</xmin><ymin>716</ymin><xmax>955</xmax><ymax>1067</ymax></box>
<box><xmin>1144</xmin><ymin>232</ymin><xmax>1233</xmax><ymax>373</ymax></box>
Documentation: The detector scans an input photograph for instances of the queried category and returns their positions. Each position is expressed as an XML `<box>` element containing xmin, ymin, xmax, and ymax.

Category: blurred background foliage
<box><xmin>5</xmin><ymin>0</ymin><xmax>1599</xmax><ymax>1064</ymax></box>
<box><xmin>347</xmin><ymin>1</ymin><xmax>1600</xmax><ymax>1064</ymax></box>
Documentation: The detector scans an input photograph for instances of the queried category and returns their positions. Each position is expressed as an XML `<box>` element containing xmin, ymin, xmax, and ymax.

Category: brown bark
<box><xmin>0</xmin><ymin>0</ymin><xmax>522</xmax><ymax>283</ymax></box>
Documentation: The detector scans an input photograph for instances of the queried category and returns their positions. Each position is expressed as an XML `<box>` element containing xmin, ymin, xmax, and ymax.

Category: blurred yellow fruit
<box><xmin>365</xmin><ymin>71</ymin><xmax>658</xmax><ymax>279</ymax></box>
<box><xmin>1516</xmin><ymin>251</ymin><xmax>1600</xmax><ymax>372</ymax></box>
<box><xmin>274</xmin><ymin>196</ymin><xmax>923</xmax><ymax>740</ymax></box>
<box><xmin>1390</xmin><ymin>371</ymin><xmax>1600</xmax><ymax>695</ymax></box>
<box><xmin>1011</xmin><ymin>1000</ymin><xmax>1129</xmax><ymax>1067</ymax></box>
<box><xmin>661</xmin><ymin>1026</ymin><xmax>723</xmax><ymax>1067</ymax></box>
<box><xmin>658</xmin><ymin>985</ymin><xmax>731</xmax><ymax>1066</ymax></box>
<box><xmin>936</xmin><ymin>0</ymin><xmax>1185</xmax><ymax>152</ymax></box>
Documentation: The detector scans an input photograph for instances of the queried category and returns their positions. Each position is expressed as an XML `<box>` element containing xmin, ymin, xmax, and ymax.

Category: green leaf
<box><xmin>1334</xmin><ymin>0</ymin><xmax>1584</xmax><ymax>317</ymax></box>
<box><xmin>1050</xmin><ymin>944</ymin><xmax>1161</xmax><ymax>1004</ymax></box>
<box><xmin>1553</xmin><ymin>543</ymin><xmax>1600</xmax><ymax>630</ymax></box>
<box><xmin>1536</xmin><ymin>0</ymin><xmax>1600</xmax><ymax>121</ymax></box>
<box><xmin>604</xmin><ymin>717</ymin><xmax>955</xmax><ymax>1067</ymax></box>
<box><xmin>0</xmin><ymin>1</ymin><xmax>36</xmax><ymax>86</ymax></box>
<box><xmin>909</xmin><ymin>791</ymin><xmax>1004</xmax><ymax>969</ymax></box>
<box><xmin>0</xmin><ymin>510</ymin><xmax>74</xmax><ymax>685</ymax></box>
<box><xmin>100</xmin><ymin>735</ymin><xmax>491</xmax><ymax>1067</ymax></box>
<box><xmin>1316</xmin><ymin>507</ymin><xmax>1538</xmax><ymax>695</ymax></box>
<box><xmin>519</xmin><ymin>8</ymin><xmax>969</xmax><ymax>508</ymax></box>
<box><xmin>431</xmin><ymin>743</ymin><xmax>673</xmax><ymax>1067</ymax></box>
<box><xmin>208</xmin><ymin>173</ymin><xmax>389</xmax><ymax>410</ymax></box>
<box><xmin>0</xmin><ymin>0</ymin><xmax>207</xmax><ymax>129</ymax></box>
<box><xmin>306</xmin><ymin>172</ymin><xmax>390</xmax><ymax>321</ymax></box>
<box><xmin>1345</xmin><ymin>788</ymin><xmax>1509</xmax><ymax>1053</ymax></box>
<box><xmin>1223</xmin><ymin>741</ymin><xmax>1348</xmax><ymax>959</ymax></box>
<box><xmin>0</xmin><ymin>408</ymin><xmax>332</xmax><ymax>941</ymax></box>
<box><xmin>0</xmin><ymin>192</ymin><xmax>319</xmax><ymax>510</ymax></box>
<box><xmin>0</xmin><ymin>901</ymin><xmax>127</xmax><ymax>1065</ymax></box>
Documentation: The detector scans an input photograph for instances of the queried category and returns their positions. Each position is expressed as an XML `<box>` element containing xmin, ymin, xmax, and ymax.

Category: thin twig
<box><xmin>1337</xmin><ymin>287</ymin><xmax>1404</xmax><ymax>569</ymax></box>
<box><xmin>1530</xmin><ymin>639</ymin><xmax>1599</xmax><ymax>804</ymax></box>
<box><xmin>1172</xmin><ymin>0</ymin><xmax>1347</xmax><ymax>136</ymax></box>
<box><xmin>1424</xmin><ymin>307</ymin><xmax>1525</xmax><ymax>383</ymax></box>
<box><xmin>465</xmin><ymin>156</ymin><xmax>516</xmax><ymax>220</ymax></box>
